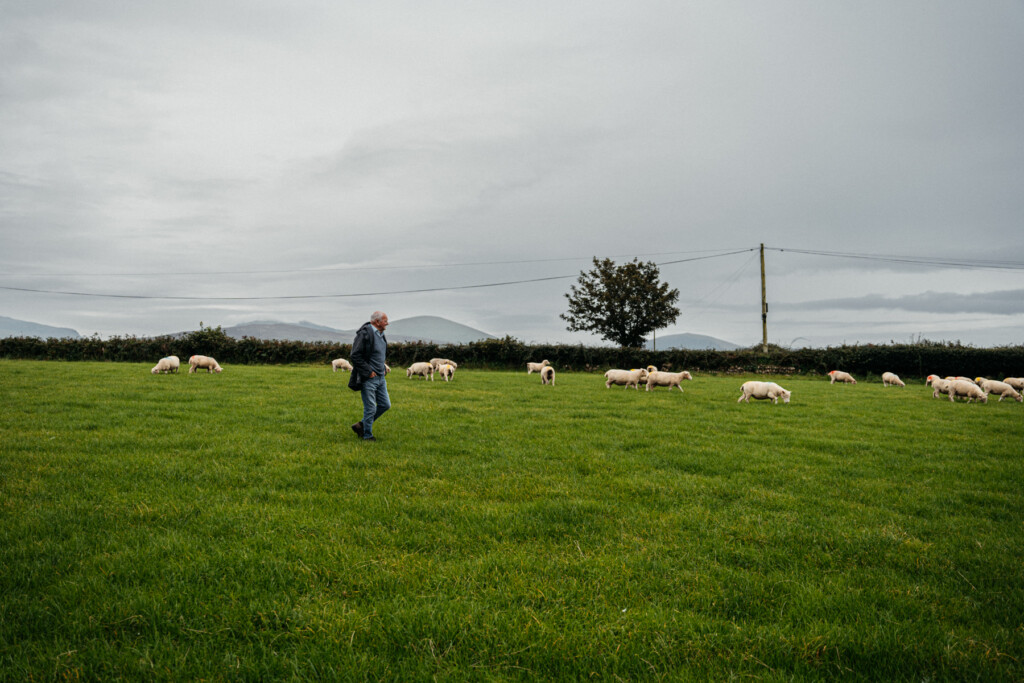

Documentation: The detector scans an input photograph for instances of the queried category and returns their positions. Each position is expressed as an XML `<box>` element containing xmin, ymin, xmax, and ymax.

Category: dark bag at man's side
<box><xmin>348</xmin><ymin>371</ymin><xmax>363</xmax><ymax>391</ymax></box>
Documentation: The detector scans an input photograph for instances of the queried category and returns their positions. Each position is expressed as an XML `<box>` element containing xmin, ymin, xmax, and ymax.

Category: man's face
<box><xmin>373</xmin><ymin>314</ymin><xmax>389</xmax><ymax>332</ymax></box>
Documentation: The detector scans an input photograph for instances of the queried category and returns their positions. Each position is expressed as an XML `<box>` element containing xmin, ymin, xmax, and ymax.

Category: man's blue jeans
<box><xmin>360</xmin><ymin>375</ymin><xmax>391</xmax><ymax>439</ymax></box>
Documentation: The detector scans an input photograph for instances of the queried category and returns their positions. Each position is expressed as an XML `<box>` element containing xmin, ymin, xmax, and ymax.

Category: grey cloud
<box><xmin>779</xmin><ymin>290</ymin><xmax>1024</xmax><ymax>316</ymax></box>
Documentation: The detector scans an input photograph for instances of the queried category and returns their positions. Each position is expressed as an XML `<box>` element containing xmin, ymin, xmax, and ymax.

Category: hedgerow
<box><xmin>1</xmin><ymin>327</ymin><xmax>1021</xmax><ymax>379</ymax></box>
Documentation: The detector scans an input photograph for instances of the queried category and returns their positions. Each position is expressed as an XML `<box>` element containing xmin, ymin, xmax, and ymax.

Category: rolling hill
<box><xmin>0</xmin><ymin>316</ymin><xmax>80</xmax><ymax>339</ymax></box>
<box><xmin>223</xmin><ymin>316</ymin><xmax>495</xmax><ymax>345</ymax></box>
<box><xmin>645</xmin><ymin>332</ymin><xmax>741</xmax><ymax>351</ymax></box>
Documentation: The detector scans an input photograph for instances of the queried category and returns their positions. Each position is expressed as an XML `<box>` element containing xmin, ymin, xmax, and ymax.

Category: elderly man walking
<box><xmin>348</xmin><ymin>310</ymin><xmax>390</xmax><ymax>442</ymax></box>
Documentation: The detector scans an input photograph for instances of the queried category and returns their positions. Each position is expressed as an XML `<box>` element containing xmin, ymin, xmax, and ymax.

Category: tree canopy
<box><xmin>561</xmin><ymin>257</ymin><xmax>680</xmax><ymax>348</ymax></box>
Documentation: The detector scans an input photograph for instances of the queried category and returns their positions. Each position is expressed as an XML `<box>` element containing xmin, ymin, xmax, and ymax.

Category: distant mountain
<box><xmin>646</xmin><ymin>332</ymin><xmax>740</xmax><ymax>351</ymax></box>
<box><xmin>222</xmin><ymin>316</ymin><xmax>494</xmax><ymax>345</ymax></box>
<box><xmin>0</xmin><ymin>315</ymin><xmax>80</xmax><ymax>339</ymax></box>
<box><xmin>224</xmin><ymin>322</ymin><xmax>354</xmax><ymax>343</ymax></box>
<box><xmin>385</xmin><ymin>316</ymin><xmax>495</xmax><ymax>344</ymax></box>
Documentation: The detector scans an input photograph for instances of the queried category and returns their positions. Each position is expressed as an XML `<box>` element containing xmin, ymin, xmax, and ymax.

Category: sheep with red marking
<box><xmin>828</xmin><ymin>370</ymin><xmax>857</xmax><ymax>384</ymax></box>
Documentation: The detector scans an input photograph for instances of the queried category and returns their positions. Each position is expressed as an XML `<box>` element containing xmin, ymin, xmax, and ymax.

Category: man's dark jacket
<box><xmin>348</xmin><ymin>321</ymin><xmax>385</xmax><ymax>391</ymax></box>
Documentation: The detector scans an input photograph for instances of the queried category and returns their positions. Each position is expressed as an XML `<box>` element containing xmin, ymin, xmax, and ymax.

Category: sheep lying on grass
<box><xmin>151</xmin><ymin>356</ymin><xmax>180</xmax><ymax>374</ymax></box>
<box><xmin>407</xmin><ymin>362</ymin><xmax>434</xmax><ymax>380</ymax></box>
<box><xmin>645</xmin><ymin>370</ymin><xmax>692</xmax><ymax>393</ymax></box>
<box><xmin>737</xmin><ymin>381</ymin><xmax>791</xmax><ymax>404</ymax></box>
<box><xmin>881</xmin><ymin>372</ymin><xmax>905</xmax><ymax>387</ymax></box>
<box><xmin>189</xmin><ymin>355</ymin><xmax>222</xmax><ymax>374</ymax></box>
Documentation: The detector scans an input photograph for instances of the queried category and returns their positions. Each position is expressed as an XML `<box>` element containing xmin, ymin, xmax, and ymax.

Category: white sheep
<box><xmin>828</xmin><ymin>370</ymin><xmax>857</xmax><ymax>384</ymax></box>
<box><xmin>188</xmin><ymin>355</ymin><xmax>223</xmax><ymax>374</ymax></box>
<box><xmin>1002</xmin><ymin>377</ymin><xmax>1024</xmax><ymax>392</ymax></box>
<box><xmin>645</xmin><ymin>370</ymin><xmax>692</xmax><ymax>393</ymax></box>
<box><xmin>151</xmin><ymin>356</ymin><xmax>180</xmax><ymax>374</ymax></box>
<box><xmin>949</xmin><ymin>379</ymin><xmax>987</xmax><ymax>403</ymax></box>
<box><xmin>540</xmin><ymin>365</ymin><xmax>555</xmax><ymax>385</ymax></box>
<box><xmin>737</xmin><ymin>381</ymin><xmax>791</xmax><ymax>404</ymax></box>
<box><xmin>331</xmin><ymin>358</ymin><xmax>353</xmax><ymax>372</ymax></box>
<box><xmin>406</xmin><ymin>362</ymin><xmax>434</xmax><ymax>381</ymax></box>
<box><xmin>604</xmin><ymin>368</ymin><xmax>649</xmax><ymax>390</ymax></box>
<box><xmin>881</xmin><ymin>372</ymin><xmax>905</xmax><ymax>387</ymax></box>
<box><xmin>927</xmin><ymin>375</ymin><xmax>953</xmax><ymax>399</ymax></box>
<box><xmin>438</xmin><ymin>363</ymin><xmax>456</xmax><ymax>382</ymax></box>
<box><xmin>526</xmin><ymin>360</ymin><xmax>550</xmax><ymax>374</ymax></box>
<box><xmin>429</xmin><ymin>358</ymin><xmax>458</xmax><ymax>371</ymax></box>
<box><xmin>976</xmin><ymin>378</ymin><xmax>1022</xmax><ymax>403</ymax></box>
<box><xmin>646</xmin><ymin>365</ymin><xmax>658</xmax><ymax>373</ymax></box>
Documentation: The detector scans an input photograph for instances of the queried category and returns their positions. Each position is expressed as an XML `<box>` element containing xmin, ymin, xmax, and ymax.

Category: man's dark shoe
<box><xmin>351</xmin><ymin>422</ymin><xmax>364</xmax><ymax>438</ymax></box>
<box><xmin>363</xmin><ymin>436</ymin><xmax>377</xmax><ymax>442</ymax></box>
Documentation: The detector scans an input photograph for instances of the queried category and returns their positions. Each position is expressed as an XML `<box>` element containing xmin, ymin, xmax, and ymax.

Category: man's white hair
<box><xmin>370</xmin><ymin>311</ymin><xmax>387</xmax><ymax>323</ymax></box>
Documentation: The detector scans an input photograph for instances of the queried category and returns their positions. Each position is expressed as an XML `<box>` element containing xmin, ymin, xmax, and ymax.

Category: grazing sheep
<box><xmin>188</xmin><ymin>355</ymin><xmax>222</xmax><ymax>374</ymax></box>
<box><xmin>944</xmin><ymin>376</ymin><xmax>975</xmax><ymax>383</ymax></box>
<box><xmin>331</xmin><ymin>358</ymin><xmax>353</xmax><ymax>372</ymax></box>
<box><xmin>540</xmin><ymin>365</ymin><xmax>555</xmax><ymax>385</ymax></box>
<box><xmin>645</xmin><ymin>370</ymin><xmax>692</xmax><ymax>393</ymax></box>
<box><xmin>881</xmin><ymin>372</ymin><xmax>905</xmax><ymax>387</ymax></box>
<box><xmin>976</xmin><ymin>378</ymin><xmax>1022</xmax><ymax>403</ymax></box>
<box><xmin>429</xmin><ymin>358</ymin><xmax>457</xmax><ymax>372</ymax></box>
<box><xmin>526</xmin><ymin>360</ymin><xmax>550</xmax><ymax>374</ymax></box>
<box><xmin>406</xmin><ymin>362</ymin><xmax>434</xmax><ymax>381</ymax></box>
<box><xmin>927</xmin><ymin>376</ymin><xmax>954</xmax><ymax>399</ymax></box>
<box><xmin>737</xmin><ymin>381</ymin><xmax>791</xmax><ymax>404</ymax></box>
<box><xmin>949</xmin><ymin>379</ymin><xmax>987</xmax><ymax>403</ymax></box>
<box><xmin>1003</xmin><ymin>377</ymin><xmax>1024</xmax><ymax>391</ymax></box>
<box><xmin>828</xmin><ymin>370</ymin><xmax>857</xmax><ymax>384</ymax></box>
<box><xmin>438</xmin><ymin>363</ymin><xmax>456</xmax><ymax>382</ymax></box>
<box><xmin>151</xmin><ymin>356</ymin><xmax>180</xmax><ymax>374</ymax></box>
<box><xmin>604</xmin><ymin>368</ymin><xmax>649</xmax><ymax>390</ymax></box>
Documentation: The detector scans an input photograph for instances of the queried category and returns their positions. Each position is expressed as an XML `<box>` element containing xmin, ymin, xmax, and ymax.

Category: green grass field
<box><xmin>1</xmin><ymin>360</ymin><xmax>1022</xmax><ymax>681</ymax></box>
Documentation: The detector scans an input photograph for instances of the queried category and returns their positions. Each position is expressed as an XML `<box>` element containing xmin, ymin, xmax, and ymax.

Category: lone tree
<box><xmin>561</xmin><ymin>257</ymin><xmax>680</xmax><ymax>348</ymax></box>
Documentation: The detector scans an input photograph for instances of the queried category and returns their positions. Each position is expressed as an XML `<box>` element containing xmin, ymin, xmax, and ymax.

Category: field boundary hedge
<box><xmin>2</xmin><ymin>327</ymin><xmax>1022</xmax><ymax>379</ymax></box>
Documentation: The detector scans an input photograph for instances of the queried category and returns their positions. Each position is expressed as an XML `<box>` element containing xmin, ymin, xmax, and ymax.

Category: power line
<box><xmin>0</xmin><ymin>249</ymin><xmax>755</xmax><ymax>301</ymax></box>
<box><xmin>768</xmin><ymin>247</ymin><xmax>1024</xmax><ymax>271</ymax></box>
<box><xmin>0</xmin><ymin>247</ymin><xmax>750</xmax><ymax>279</ymax></box>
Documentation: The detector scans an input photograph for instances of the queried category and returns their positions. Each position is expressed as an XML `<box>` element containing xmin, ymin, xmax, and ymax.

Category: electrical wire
<box><xmin>768</xmin><ymin>247</ymin><xmax>1024</xmax><ymax>271</ymax></box>
<box><xmin>0</xmin><ymin>247</ymin><xmax>750</xmax><ymax>278</ymax></box>
<box><xmin>0</xmin><ymin>249</ymin><xmax>755</xmax><ymax>301</ymax></box>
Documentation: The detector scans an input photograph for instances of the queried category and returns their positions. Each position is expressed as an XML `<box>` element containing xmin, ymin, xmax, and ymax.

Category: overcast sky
<box><xmin>2</xmin><ymin>1</ymin><xmax>1022</xmax><ymax>348</ymax></box>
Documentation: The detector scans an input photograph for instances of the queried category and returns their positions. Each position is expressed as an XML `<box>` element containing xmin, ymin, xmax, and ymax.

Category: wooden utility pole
<box><xmin>760</xmin><ymin>243</ymin><xmax>768</xmax><ymax>352</ymax></box>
